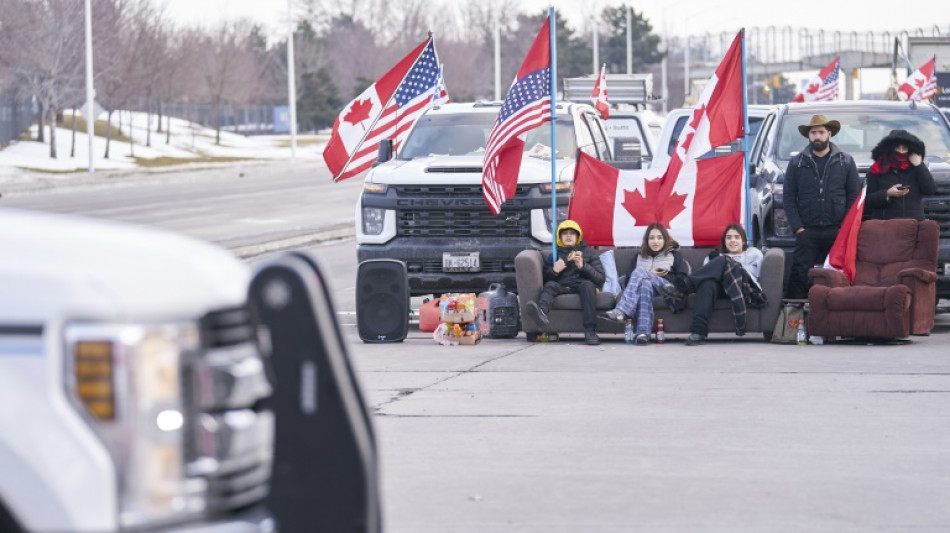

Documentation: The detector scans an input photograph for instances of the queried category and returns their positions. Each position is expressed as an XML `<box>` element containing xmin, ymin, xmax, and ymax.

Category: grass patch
<box><xmin>132</xmin><ymin>155</ymin><xmax>258</xmax><ymax>167</ymax></box>
<box><xmin>55</xmin><ymin>116</ymin><xmax>131</xmax><ymax>143</ymax></box>
<box><xmin>275</xmin><ymin>136</ymin><xmax>327</xmax><ymax>148</ymax></box>
<box><xmin>15</xmin><ymin>167</ymin><xmax>85</xmax><ymax>174</ymax></box>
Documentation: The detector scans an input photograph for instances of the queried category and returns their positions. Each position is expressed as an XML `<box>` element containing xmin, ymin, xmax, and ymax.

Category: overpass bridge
<box><xmin>660</xmin><ymin>25</ymin><xmax>950</xmax><ymax>103</ymax></box>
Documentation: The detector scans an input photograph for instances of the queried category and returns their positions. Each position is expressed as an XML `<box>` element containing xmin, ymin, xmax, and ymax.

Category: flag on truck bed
<box><xmin>897</xmin><ymin>57</ymin><xmax>937</xmax><ymax>102</ymax></box>
<box><xmin>793</xmin><ymin>57</ymin><xmax>839</xmax><ymax>102</ymax></box>
<box><xmin>323</xmin><ymin>37</ymin><xmax>447</xmax><ymax>182</ymax></box>
<box><xmin>591</xmin><ymin>64</ymin><xmax>609</xmax><ymax>119</ymax></box>
<box><xmin>482</xmin><ymin>15</ymin><xmax>552</xmax><ymax>215</ymax></box>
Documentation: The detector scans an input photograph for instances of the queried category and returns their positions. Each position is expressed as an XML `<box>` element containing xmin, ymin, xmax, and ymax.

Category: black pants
<box><xmin>787</xmin><ymin>226</ymin><xmax>839</xmax><ymax>300</ymax></box>
<box><xmin>538</xmin><ymin>280</ymin><xmax>598</xmax><ymax>330</ymax></box>
<box><xmin>687</xmin><ymin>256</ymin><xmax>730</xmax><ymax>336</ymax></box>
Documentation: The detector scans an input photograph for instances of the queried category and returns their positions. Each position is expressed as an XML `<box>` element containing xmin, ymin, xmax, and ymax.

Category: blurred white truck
<box><xmin>0</xmin><ymin>209</ymin><xmax>274</xmax><ymax>532</ymax></box>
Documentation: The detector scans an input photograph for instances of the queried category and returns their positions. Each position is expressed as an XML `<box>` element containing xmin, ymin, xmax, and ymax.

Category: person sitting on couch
<box><xmin>524</xmin><ymin>219</ymin><xmax>605</xmax><ymax>345</ymax></box>
<box><xmin>601</xmin><ymin>223</ymin><xmax>691</xmax><ymax>345</ymax></box>
<box><xmin>662</xmin><ymin>224</ymin><xmax>765</xmax><ymax>346</ymax></box>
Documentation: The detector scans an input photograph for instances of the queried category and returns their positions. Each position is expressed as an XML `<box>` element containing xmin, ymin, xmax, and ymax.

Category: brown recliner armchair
<box><xmin>807</xmin><ymin>219</ymin><xmax>938</xmax><ymax>338</ymax></box>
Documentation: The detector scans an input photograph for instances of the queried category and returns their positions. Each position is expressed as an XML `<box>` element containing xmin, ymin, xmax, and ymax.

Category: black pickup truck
<box><xmin>747</xmin><ymin>101</ymin><xmax>950</xmax><ymax>298</ymax></box>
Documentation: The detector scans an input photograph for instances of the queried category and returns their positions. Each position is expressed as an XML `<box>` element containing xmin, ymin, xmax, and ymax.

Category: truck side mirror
<box><xmin>375</xmin><ymin>139</ymin><xmax>394</xmax><ymax>165</ymax></box>
<box><xmin>250</xmin><ymin>252</ymin><xmax>381</xmax><ymax>533</ymax></box>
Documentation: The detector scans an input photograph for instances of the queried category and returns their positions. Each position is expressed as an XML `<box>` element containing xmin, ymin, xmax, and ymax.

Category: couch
<box><xmin>807</xmin><ymin>219</ymin><xmax>938</xmax><ymax>338</ymax></box>
<box><xmin>514</xmin><ymin>247</ymin><xmax>785</xmax><ymax>341</ymax></box>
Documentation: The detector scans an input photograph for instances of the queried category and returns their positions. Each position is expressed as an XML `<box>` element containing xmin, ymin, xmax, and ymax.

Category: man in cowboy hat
<box><xmin>783</xmin><ymin>114</ymin><xmax>861</xmax><ymax>300</ymax></box>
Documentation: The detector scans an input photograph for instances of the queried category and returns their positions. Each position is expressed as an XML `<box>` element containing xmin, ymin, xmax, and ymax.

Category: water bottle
<box><xmin>796</xmin><ymin>319</ymin><xmax>807</xmax><ymax>346</ymax></box>
<box><xmin>624</xmin><ymin>318</ymin><xmax>635</xmax><ymax>344</ymax></box>
<box><xmin>655</xmin><ymin>318</ymin><xmax>666</xmax><ymax>344</ymax></box>
<box><xmin>536</xmin><ymin>332</ymin><xmax>559</xmax><ymax>342</ymax></box>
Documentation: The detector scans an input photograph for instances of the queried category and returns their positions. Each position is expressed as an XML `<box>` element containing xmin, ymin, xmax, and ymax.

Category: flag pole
<box><xmin>740</xmin><ymin>28</ymin><xmax>752</xmax><ymax>238</ymax></box>
<box><xmin>549</xmin><ymin>7</ymin><xmax>558</xmax><ymax>258</ymax></box>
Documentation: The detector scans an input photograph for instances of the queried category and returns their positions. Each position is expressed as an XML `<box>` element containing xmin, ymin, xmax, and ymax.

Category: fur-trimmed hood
<box><xmin>871</xmin><ymin>129</ymin><xmax>926</xmax><ymax>160</ymax></box>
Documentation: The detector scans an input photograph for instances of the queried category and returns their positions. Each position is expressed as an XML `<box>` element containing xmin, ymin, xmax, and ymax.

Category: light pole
<box><xmin>84</xmin><ymin>0</ymin><xmax>94</xmax><ymax>173</ymax></box>
<box><xmin>286</xmin><ymin>0</ymin><xmax>297</xmax><ymax>158</ymax></box>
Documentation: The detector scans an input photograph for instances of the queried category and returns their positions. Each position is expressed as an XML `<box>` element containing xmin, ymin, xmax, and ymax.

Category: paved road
<box><xmin>294</xmin><ymin>239</ymin><xmax>950</xmax><ymax>533</ymax></box>
<box><xmin>7</xmin><ymin>162</ymin><xmax>950</xmax><ymax>530</ymax></box>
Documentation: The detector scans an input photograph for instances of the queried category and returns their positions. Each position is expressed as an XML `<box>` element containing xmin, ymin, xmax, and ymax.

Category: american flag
<box><xmin>898</xmin><ymin>57</ymin><xmax>937</xmax><ymax>102</ymax></box>
<box><xmin>323</xmin><ymin>38</ymin><xmax>448</xmax><ymax>182</ymax></box>
<box><xmin>793</xmin><ymin>57</ymin><xmax>839</xmax><ymax>102</ymax></box>
<box><xmin>482</xmin><ymin>16</ymin><xmax>552</xmax><ymax>215</ymax></box>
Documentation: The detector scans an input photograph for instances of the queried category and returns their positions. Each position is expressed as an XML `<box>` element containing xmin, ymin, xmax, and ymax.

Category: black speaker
<box><xmin>356</xmin><ymin>259</ymin><xmax>409</xmax><ymax>343</ymax></box>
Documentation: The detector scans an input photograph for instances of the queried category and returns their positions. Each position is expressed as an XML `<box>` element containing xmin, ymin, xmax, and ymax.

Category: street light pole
<box><xmin>84</xmin><ymin>0</ymin><xmax>94</xmax><ymax>173</ymax></box>
<box><xmin>494</xmin><ymin>10</ymin><xmax>501</xmax><ymax>100</ymax></box>
<box><xmin>286</xmin><ymin>0</ymin><xmax>297</xmax><ymax>158</ymax></box>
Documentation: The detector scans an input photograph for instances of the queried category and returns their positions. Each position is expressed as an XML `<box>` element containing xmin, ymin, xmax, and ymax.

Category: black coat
<box><xmin>864</xmin><ymin>129</ymin><xmax>936</xmax><ymax>221</ymax></box>
<box><xmin>543</xmin><ymin>242</ymin><xmax>606</xmax><ymax>289</ymax></box>
<box><xmin>784</xmin><ymin>142</ymin><xmax>861</xmax><ymax>231</ymax></box>
<box><xmin>864</xmin><ymin>163</ymin><xmax>936</xmax><ymax>221</ymax></box>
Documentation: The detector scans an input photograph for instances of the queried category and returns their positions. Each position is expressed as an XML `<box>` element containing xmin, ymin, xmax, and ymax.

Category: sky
<box><xmin>158</xmin><ymin>0</ymin><xmax>950</xmax><ymax>40</ymax></box>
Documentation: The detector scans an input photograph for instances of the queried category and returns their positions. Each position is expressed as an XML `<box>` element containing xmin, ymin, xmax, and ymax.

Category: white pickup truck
<box><xmin>0</xmin><ymin>209</ymin><xmax>274</xmax><ymax>532</ymax></box>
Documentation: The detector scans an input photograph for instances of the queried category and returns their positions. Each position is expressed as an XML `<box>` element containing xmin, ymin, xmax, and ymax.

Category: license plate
<box><xmin>945</xmin><ymin>262</ymin><xmax>950</xmax><ymax>275</ymax></box>
<box><xmin>443</xmin><ymin>252</ymin><xmax>480</xmax><ymax>272</ymax></box>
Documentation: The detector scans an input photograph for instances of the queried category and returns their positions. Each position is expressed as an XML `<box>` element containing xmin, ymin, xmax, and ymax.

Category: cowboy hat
<box><xmin>797</xmin><ymin>114</ymin><xmax>841</xmax><ymax>137</ymax></box>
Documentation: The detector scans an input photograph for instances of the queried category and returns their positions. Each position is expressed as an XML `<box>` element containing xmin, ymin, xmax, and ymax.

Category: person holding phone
<box><xmin>864</xmin><ymin>129</ymin><xmax>936</xmax><ymax>221</ymax></box>
<box><xmin>601</xmin><ymin>223</ymin><xmax>690</xmax><ymax>345</ymax></box>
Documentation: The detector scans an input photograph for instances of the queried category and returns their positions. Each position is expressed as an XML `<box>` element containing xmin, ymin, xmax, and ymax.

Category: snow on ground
<box><xmin>0</xmin><ymin>110</ymin><xmax>327</xmax><ymax>179</ymax></box>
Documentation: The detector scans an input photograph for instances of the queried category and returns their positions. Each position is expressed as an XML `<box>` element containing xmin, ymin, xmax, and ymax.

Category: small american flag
<box><xmin>793</xmin><ymin>57</ymin><xmax>839</xmax><ymax>103</ymax></box>
<box><xmin>482</xmin><ymin>16</ymin><xmax>552</xmax><ymax>215</ymax></box>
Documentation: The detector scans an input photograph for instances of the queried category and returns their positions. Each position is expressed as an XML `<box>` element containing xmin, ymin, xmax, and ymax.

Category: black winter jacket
<box><xmin>864</xmin><ymin>163</ymin><xmax>936</xmax><ymax>221</ymax></box>
<box><xmin>784</xmin><ymin>142</ymin><xmax>861</xmax><ymax>231</ymax></box>
<box><xmin>543</xmin><ymin>243</ymin><xmax>606</xmax><ymax>289</ymax></box>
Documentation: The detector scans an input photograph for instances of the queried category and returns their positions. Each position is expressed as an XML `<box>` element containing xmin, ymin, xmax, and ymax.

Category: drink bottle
<box><xmin>655</xmin><ymin>318</ymin><xmax>666</xmax><ymax>344</ymax></box>
<box><xmin>624</xmin><ymin>319</ymin><xmax>635</xmax><ymax>344</ymax></box>
<box><xmin>796</xmin><ymin>319</ymin><xmax>807</xmax><ymax>346</ymax></box>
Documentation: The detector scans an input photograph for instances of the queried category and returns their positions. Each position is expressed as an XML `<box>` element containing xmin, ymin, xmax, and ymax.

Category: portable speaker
<box><xmin>357</xmin><ymin>259</ymin><xmax>409</xmax><ymax>343</ymax></box>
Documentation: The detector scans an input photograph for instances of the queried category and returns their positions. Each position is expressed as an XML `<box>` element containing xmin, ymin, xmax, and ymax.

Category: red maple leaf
<box><xmin>805</xmin><ymin>82</ymin><xmax>820</xmax><ymax>94</ymax></box>
<box><xmin>621</xmin><ymin>177</ymin><xmax>689</xmax><ymax>227</ymax></box>
<box><xmin>344</xmin><ymin>99</ymin><xmax>374</xmax><ymax>130</ymax></box>
<box><xmin>914</xmin><ymin>77</ymin><xmax>925</xmax><ymax>88</ymax></box>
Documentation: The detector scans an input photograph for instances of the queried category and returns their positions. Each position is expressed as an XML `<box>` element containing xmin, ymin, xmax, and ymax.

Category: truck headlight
<box><xmin>362</xmin><ymin>207</ymin><xmax>386</xmax><ymax>235</ymax></box>
<box><xmin>772</xmin><ymin>208</ymin><xmax>792</xmax><ymax>237</ymax></box>
<box><xmin>65</xmin><ymin>322</ymin><xmax>205</xmax><ymax>530</ymax></box>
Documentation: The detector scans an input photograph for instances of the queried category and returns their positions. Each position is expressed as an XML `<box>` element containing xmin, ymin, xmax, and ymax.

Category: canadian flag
<box><xmin>827</xmin><ymin>186</ymin><xmax>867</xmax><ymax>283</ymax></box>
<box><xmin>569</xmin><ymin>151</ymin><xmax>745</xmax><ymax>247</ymax></box>
<box><xmin>897</xmin><ymin>57</ymin><xmax>938</xmax><ymax>102</ymax></box>
<box><xmin>570</xmin><ymin>31</ymin><xmax>746</xmax><ymax>246</ymax></box>
<box><xmin>591</xmin><ymin>64</ymin><xmax>609</xmax><ymax>119</ymax></box>
<box><xmin>792</xmin><ymin>57</ymin><xmax>840</xmax><ymax>102</ymax></box>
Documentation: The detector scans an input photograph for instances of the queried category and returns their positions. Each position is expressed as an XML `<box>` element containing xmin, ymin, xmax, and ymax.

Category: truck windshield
<box><xmin>398</xmin><ymin>113</ymin><xmax>577</xmax><ymax>160</ymax></box>
<box><xmin>776</xmin><ymin>109</ymin><xmax>950</xmax><ymax>165</ymax></box>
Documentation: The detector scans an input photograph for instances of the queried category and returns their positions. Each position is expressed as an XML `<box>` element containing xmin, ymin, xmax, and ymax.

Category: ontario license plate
<box><xmin>443</xmin><ymin>252</ymin><xmax>480</xmax><ymax>272</ymax></box>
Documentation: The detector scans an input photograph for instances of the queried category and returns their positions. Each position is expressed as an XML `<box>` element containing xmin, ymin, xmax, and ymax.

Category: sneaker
<box><xmin>601</xmin><ymin>308</ymin><xmax>626</xmax><ymax>323</ymax></box>
<box><xmin>658</xmin><ymin>282</ymin><xmax>685</xmax><ymax>300</ymax></box>
<box><xmin>584</xmin><ymin>329</ymin><xmax>601</xmax><ymax>346</ymax></box>
<box><xmin>635</xmin><ymin>333</ymin><xmax>649</xmax><ymax>346</ymax></box>
<box><xmin>685</xmin><ymin>333</ymin><xmax>706</xmax><ymax>346</ymax></box>
<box><xmin>525</xmin><ymin>301</ymin><xmax>550</xmax><ymax>327</ymax></box>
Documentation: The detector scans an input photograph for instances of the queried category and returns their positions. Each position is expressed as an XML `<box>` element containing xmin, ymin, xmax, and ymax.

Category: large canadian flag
<box><xmin>569</xmin><ymin>151</ymin><xmax>745</xmax><ymax>247</ymax></box>
<box><xmin>897</xmin><ymin>57</ymin><xmax>938</xmax><ymax>102</ymax></box>
<box><xmin>569</xmin><ymin>31</ymin><xmax>746</xmax><ymax>247</ymax></box>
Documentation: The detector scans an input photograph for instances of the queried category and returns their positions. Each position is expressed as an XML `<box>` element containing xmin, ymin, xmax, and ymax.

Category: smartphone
<box><xmin>897</xmin><ymin>186</ymin><xmax>910</xmax><ymax>191</ymax></box>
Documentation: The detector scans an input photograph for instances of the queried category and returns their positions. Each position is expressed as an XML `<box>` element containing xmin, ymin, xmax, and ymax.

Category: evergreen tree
<box><xmin>600</xmin><ymin>5</ymin><xmax>664</xmax><ymax>73</ymax></box>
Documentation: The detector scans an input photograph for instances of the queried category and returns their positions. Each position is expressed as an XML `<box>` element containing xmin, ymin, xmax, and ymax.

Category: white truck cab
<box><xmin>356</xmin><ymin>101</ymin><xmax>613</xmax><ymax>296</ymax></box>
<box><xmin>0</xmin><ymin>209</ymin><xmax>274</xmax><ymax>532</ymax></box>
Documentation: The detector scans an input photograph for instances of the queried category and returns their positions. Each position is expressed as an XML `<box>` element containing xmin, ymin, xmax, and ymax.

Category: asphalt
<box><xmin>345</xmin><ymin>319</ymin><xmax>950</xmax><ymax>532</ymax></box>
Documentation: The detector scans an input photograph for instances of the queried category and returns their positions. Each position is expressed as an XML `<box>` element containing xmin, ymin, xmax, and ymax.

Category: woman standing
<box><xmin>864</xmin><ymin>129</ymin><xmax>936</xmax><ymax>221</ymax></box>
<box><xmin>602</xmin><ymin>223</ymin><xmax>690</xmax><ymax>345</ymax></box>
